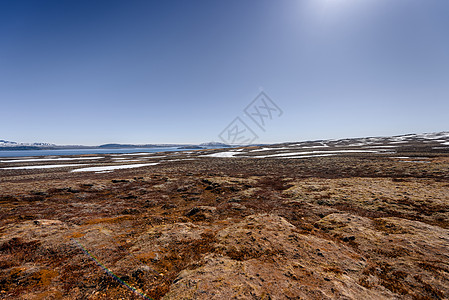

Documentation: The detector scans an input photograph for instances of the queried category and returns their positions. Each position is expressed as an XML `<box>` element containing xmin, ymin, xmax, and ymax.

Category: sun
<box><xmin>313</xmin><ymin>0</ymin><xmax>366</xmax><ymax>18</ymax></box>
<box><xmin>320</xmin><ymin>0</ymin><xmax>353</xmax><ymax>9</ymax></box>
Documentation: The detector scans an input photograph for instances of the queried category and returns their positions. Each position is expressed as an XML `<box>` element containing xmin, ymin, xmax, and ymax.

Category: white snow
<box><xmin>252</xmin><ymin>149</ymin><xmax>385</xmax><ymax>158</ymax></box>
<box><xmin>287</xmin><ymin>142</ymin><xmax>330</xmax><ymax>148</ymax></box>
<box><xmin>250</xmin><ymin>148</ymin><xmax>271</xmax><ymax>152</ymax></box>
<box><xmin>2</xmin><ymin>164</ymin><xmax>86</xmax><ymax>170</ymax></box>
<box><xmin>163</xmin><ymin>158</ymin><xmax>196</xmax><ymax>162</ymax></box>
<box><xmin>394</xmin><ymin>134</ymin><xmax>417</xmax><ymax>139</ymax></box>
<box><xmin>335</xmin><ymin>143</ymin><xmax>369</xmax><ymax>147</ymax></box>
<box><xmin>0</xmin><ymin>157</ymin><xmax>103</xmax><ymax>163</ymax></box>
<box><xmin>418</xmin><ymin>132</ymin><xmax>449</xmax><ymax>140</ymax></box>
<box><xmin>111</xmin><ymin>154</ymin><xmax>167</xmax><ymax>160</ymax></box>
<box><xmin>111</xmin><ymin>157</ymin><xmax>146</xmax><ymax>162</ymax></box>
<box><xmin>202</xmin><ymin>151</ymin><xmax>242</xmax><ymax>158</ymax></box>
<box><xmin>251</xmin><ymin>147</ymin><xmax>289</xmax><ymax>152</ymax></box>
<box><xmin>277</xmin><ymin>154</ymin><xmax>336</xmax><ymax>159</ymax></box>
<box><xmin>111</xmin><ymin>159</ymin><xmax>143</xmax><ymax>163</ymax></box>
<box><xmin>71</xmin><ymin>163</ymin><xmax>159</xmax><ymax>173</ymax></box>
<box><xmin>297</xmin><ymin>145</ymin><xmax>330</xmax><ymax>149</ymax></box>
<box><xmin>363</xmin><ymin>145</ymin><xmax>397</xmax><ymax>148</ymax></box>
<box><xmin>393</xmin><ymin>157</ymin><xmax>429</xmax><ymax>160</ymax></box>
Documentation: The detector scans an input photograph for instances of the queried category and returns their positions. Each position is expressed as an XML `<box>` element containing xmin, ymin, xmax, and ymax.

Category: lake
<box><xmin>0</xmin><ymin>147</ymin><xmax>207</xmax><ymax>158</ymax></box>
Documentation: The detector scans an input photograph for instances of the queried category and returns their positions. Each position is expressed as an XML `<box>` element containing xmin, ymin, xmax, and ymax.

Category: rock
<box><xmin>120</xmin><ymin>208</ymin><xmax>139</xmax><ymax>215</ymax></box>
<box><xmin>120</xmin><ymin>194</ymin><xmax>137</xmax><ymax>199</ymax></box>
<box><xmin>186</xmin><ymin>206</ymin><xmax>217</xmax><ymax>220</ymax></box>
<box><xmin>143</xmin><ymin>199</ymin><xmax>159</xmax><ymax>208</ymax></box>
<box><xmin>161</xmin><ymin>203</ymin><xmax>177</xmax><ymax>210</ymax></box>
<box><xmin>0</xmin><ymin>195</ymin><xmax>18</xmax><ymax>202</ymax></box>
<box><xmin>201</xmin><ymin>179</ymin><xmax>212</xmax><ymax>185</ymax></box>
<box><xmin>228</xmin><ymin>197</ymin><xmax>242</xmax><ymax>203</ymax></box>
<box><xmin>164</xmin><ymin>214</ymin><xmax>395</xmax><ymax>299</ymax></box>
<box><xmin>229</xmin><ymin>203</ymin><xmax>246</xmax><ymax>210</ymax></box>
<box><xmin>204</xmin><ymin>182</ymin><xmax>221</xmax><ymax>191</ymax></box>
<box><xmin>342</xmin><ymin>236</ymin><xmax>356</xmax><ymax>242</ymax></box>
<box><xmin>111</xmin><ymin>179</ymin><xmax>129</xmax><ymax>183</ymax></box>
<box><xmin>129</xmin><ymin>222</ymin><xmax>208</xmax><ymax>266</ymax></box>
<box><xmin>0</xmin><ymin>219</ymin><xmax>71</xmax><ymax>247</ymax></box>
<box><xmin>66</xmin><ymin>187</ymin><xmax>80</xmax><ymax>193</ymax></box>
<box><xmin>316</xmin><ymin>213</ymin><xmax>449</xmax><ymax>298</ymax></box>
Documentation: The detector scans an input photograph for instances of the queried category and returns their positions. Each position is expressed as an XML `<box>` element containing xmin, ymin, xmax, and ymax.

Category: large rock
<box><xmin>164</xmin><ymin>214</ymin><xmax>395</xmax><ymax>299</ymax></box>
<box><xmin>316</xmin><ymin>213</ymin><xmax>449</xmax><ymax>298</ymax></box>
<box><xmin>185</xmin><ymin>206</ymin><xmax>217</xmax><ymax>220</ymax></box>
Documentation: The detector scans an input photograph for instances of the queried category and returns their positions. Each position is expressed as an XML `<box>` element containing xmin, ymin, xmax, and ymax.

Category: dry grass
<box><xmin>0</xmin><ymin>153</ymin><xmax>448</xmax><ymax>299</ymax></box>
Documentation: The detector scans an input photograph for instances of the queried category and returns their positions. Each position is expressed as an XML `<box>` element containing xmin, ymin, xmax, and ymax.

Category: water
<box><xmin>0</xmin><ymin>147</ymin><xmax>207</xmax><ymax>158</ymax></box>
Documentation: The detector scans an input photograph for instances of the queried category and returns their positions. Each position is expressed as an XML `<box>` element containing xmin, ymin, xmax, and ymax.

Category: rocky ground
<box><xmin>0</xmin><ymin>135</ymin><xmax>448</xmax><ymax>299</ymax></box>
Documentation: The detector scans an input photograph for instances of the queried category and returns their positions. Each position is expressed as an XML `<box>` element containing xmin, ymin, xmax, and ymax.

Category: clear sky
<box><xmin>1</xmin><ymin>0</ymin><xmax>448</xmax><ymax>145</ymax></box>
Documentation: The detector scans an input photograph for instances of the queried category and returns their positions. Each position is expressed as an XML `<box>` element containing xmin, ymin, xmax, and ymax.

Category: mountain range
<box><xmin>1</xmin><ymin>132</ymin><xmax>448</xmax><ymax>150</ymax></box>
<box><xmin>0</xmin><ymin>140</ymin><xmax>232</xmax><ymax>150</ymax></box>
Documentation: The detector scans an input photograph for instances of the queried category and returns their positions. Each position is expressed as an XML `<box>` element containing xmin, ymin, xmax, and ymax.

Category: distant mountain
<box><xmin>2</xmin><ymin>132</ymin><xmax>447</xmax><ymax>151</ymax></box>
<box><xmin>177</xmin><ymin>145</ymin><xmax>203</xmax><ymax>149</ymax></box>
<box><xmin>98</xmin><ymin>143</ymin><xmax>186</xmax><ymax>149</ymax></box>
<box><xmin>0</xmin><ymin>140</ymin><xmax>18</xmax><ymax>146</ymax></box>
<box><xmin>0</xmin><ymin>139</ymin><xmax>230</xmax><ymax>150</ymax></box>
<box><xmin>200</xmin><ymin>142</ymin><xmax>231</xmax><ymax>147</ymax></box>
<box><xmin>327</xmin><ymin>131</ymin><xmax>449</xmax><ymax>146</ymax></box>
<box><xmin>0</xmin><ymin>139</ymin><xmax>54</xmax><ymax>149</ymax></box>
<box><xmin>98</xmin><ymin>144</ymin><xmax>150</xmax><ymax>149</ymax></box>
<box><xmin>99</xmin><ymin>143</ymin><xmax>230</xmax><ymax>149</ymax></box>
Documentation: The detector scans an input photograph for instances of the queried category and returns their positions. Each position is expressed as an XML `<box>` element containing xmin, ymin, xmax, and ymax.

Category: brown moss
<box><xmin>323</xmin><ymin>266</ymin><xmax>344</xmax><ymax>275</ymax></box>
<box><xmin>84</xmin><ymin>215</ymin><xmax>135</xmax><ymax>225</ymax></box>
<box><xmin>136</xmin><ymin>251</ymin><xmax>158</xmax><ymax>263</ymax></box>
<box><xmin>30</xmin><ymin>269</ymin><xmax>59</xmax><ymax>287</ymax></box>
<box><xmin>0</xmin><ymin>150</ymin><xmax>448</xmax><ymax>299</ymax></box>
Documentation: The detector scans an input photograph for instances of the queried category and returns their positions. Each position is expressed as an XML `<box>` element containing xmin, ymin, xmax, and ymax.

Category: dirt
<box><xmin>0</xmin><ymin>146</ymin><xmax>448</xmax><ymax>299</ymax></box>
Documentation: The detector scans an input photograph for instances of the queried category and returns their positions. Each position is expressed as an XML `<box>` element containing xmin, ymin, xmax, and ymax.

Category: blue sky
<box><xmin>1</xmin><ymin>0</ymin><xmax>448</xmax><ymax>145</ymax></box>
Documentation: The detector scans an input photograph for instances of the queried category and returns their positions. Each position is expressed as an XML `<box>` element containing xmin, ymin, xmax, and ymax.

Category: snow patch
<box><xmin>252</xmin><ymin>149</ymin><xmax>386</xmax><ymax>158</ymax></box>
<box><xmin>277</xmin><ymin>154</ymin><xmax>336</xmax><ymax>159</ymax></box>
<box><xmin>71</xmin><ymin>163</ymin><xmax>159</xmax><ymax>173</ymax></box>
<box><xmin>202</xmin><ymin>151</ymin><xmax>242</xmax><ymax>158</ymax></box>
<box><xmin>251</xmin><ymin>147</ymin><xmax>289</xmax><ymax>152</ymax></box>
<box><xmin>111</xmin><ymin>159</ymin><xmax>142</xmax><ymax>163</ymax></box>
<box><xmin>363</xmin><ymin>145</ymin><xmax>397</xmax><ymax>148</ymax></box>
<box><xmin>2</xmin><ymin>164</ymin><xmax>86</xmax><ymax>170</ymax></box>
<box><xmin>297</xmin><ymin>145</ymin><xmax>330</xmax><ymax>149</ymax></box>
<box><xmin>0</xmin><ymin>157</ymin><xmax>103</xmax><ymax>163</ymax></box>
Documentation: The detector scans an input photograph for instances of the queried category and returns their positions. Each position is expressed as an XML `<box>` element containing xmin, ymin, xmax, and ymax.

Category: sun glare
<box><xmin>310</xmin><ymin>0</ymin><xmax>374</xmax><ymax>21</ymax></box>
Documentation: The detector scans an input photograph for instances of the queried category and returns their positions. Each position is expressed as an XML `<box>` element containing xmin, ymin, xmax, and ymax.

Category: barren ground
<box><xmin>0</xmin><ymin>142</ymin><xmax>448</xmax><ymax>299</ymax></box>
